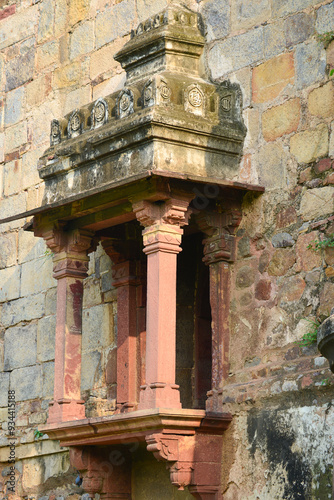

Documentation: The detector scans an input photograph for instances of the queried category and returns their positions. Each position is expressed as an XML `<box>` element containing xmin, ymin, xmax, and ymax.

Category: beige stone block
<box><xmin>53</xmin><ymin>59</ymin><xmax>89</xmax><ymax>89</ymax></box>
<box><xmin>26</xmin><ymin>74</ymin><xmax>52</xmax><ymax>108</ymax></box>
<box><xmin>4</xmin><ymin>121</ymin><xmax>27</xmax><ymax>152</ymax></box>
<box><xmin>37</xmin><ymin>0</ymin><xmax>54</xmax><ymax>42</ymax></box>
<box><xmin>308</xmin><ymin>81</ymin><xmax>334</xmax><ymax>119</ymax></box>
<box><xmin>69</xmin><ymin>0</ymin><xmax>90</xmax><ymax>26</ymax></box>
<box><xmin>28</xmin><ymin>100</ymin><xmax>62</xmax><ymax>147</ymax></box>
<box><xmin>83</xmin><ymin>278</ymin><xmax>102</xmax><ymax>308</ymax></box>
<box><xmin>90</xmin><ymin>39</ymin><xmax>125</xmax><ymax>81</ymax></box>
<box><xmin>55</xmin><ymin>0</ymin><xmax>68</xmax><ymax>37</ymax></box>
<box><xmin>82</xmin><ymin>303</ymin><xmax>114</xmax><ymax>351</ymax></box>
<box><xmin>262</xmin><ymin>98</ymin><xmax>301</xmax><ymax>142</ymax></box>
<box><xmin>268</xmin><ymin>249</ymin><xmax>296</xmax><ymax>276</ymax></box>
<box><xmin>0</xmin><ymin>133</ymin><xmax>4</xmax><ymax>162</ymax></box>
<box><xmin>255</xmin><ymin>141</ymin><xmax>287</xmax><ymax>189</ymax></box>
<box><xmin>22</xmin><ymin>458</ymin><xmax>44</xmax><ymax>489</ymax></box>
<box><xmin>252</xmin><ymin>53</ymin><xmax>294</xmax><ymax>103</ymax></box>
<box><xmin>2</xmin><ymin>293</ymin><xmax>45</xmax><ymax>327</ymax></box>
<box><xmin>3</xmin><ymin>159</ymin><xmax>21</xmax><ymax>195</ymax></box>
<box><xmin>18</xmin><ymin>227</ymin><xmax>46</xmax><ymax>264</ymax></box>
<box><xmin>230</xmin><ymin>66</ymin><xmax>252</xmax><ymax>108</ymax></box>
<box><xmin>244</xmin><ymin>108</ymin><xmax>260</xmax><ymax>149</ymax></box>
<box><xmin>70</xmin><ymin>20</ymin><xmax>94</xmax><ymax>60</ymax></box>
<box><xmin>290</xmin><ymin>124</ymin><xmax>329</xmax><ymax>164</ymax></box>
<box><xmin>0</xmin><ymin>5</ymin><xmax>38</xmax><ymax>50</ymax></box>
<box><xmin>0</xmin><ymin>265</ymin><xmax>21</xmax><ymax>302</ymax></box>
<box><xmin>92</xmin><ymin>72</ymin><xmax>126</xmax><ymax>100</ymax></box>
<box><xmin>0</xmin><ymin>232</ymin><xmax>17</xmax><ymax>269</ymax></box>
<box><xmin>137</xmin><ymin>0</ymin><xmax>168</xmax><ymax>22</ymax></box>
<box><xmin>64</xmin><ymin>85</ymin><xmax>91</xmax><ymax>115</ymax></box>
<box><xmin>299</xmin><ymin>186</ymin><xmax>334</xmax><ymax>221</ymax></box>
<box><xmin>27</xmin><ymin>183</ymin><xmax>44</xmax><ymax>211</ymax></box>
<box><xmin>20</xmin><ymin>257</ymin><xmax>56</xmax><ymax>297</ymax></box>
<box><xmin>0</xmin><ymin>192</ymin><xmax>26</xmax><ymax>230</ymax></box>
<box><xmin>21</xmin><ymin>148</ymin><xmax>45</xmax><ymax>190</ymax></box>
<box><xmin>330</xmin><ymin>120</ymin><xmax>334</xmax><ymax>157</ymax></box>
<box><xmin>0</xmin><ymin>437</ymin><xmax>66</xmax><ymax>462</ymax></box>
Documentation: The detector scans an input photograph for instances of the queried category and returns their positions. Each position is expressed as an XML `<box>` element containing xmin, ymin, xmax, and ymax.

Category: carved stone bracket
<box><xmin>196</xmin><ymin>209</ymin><xmax>242</xmax><ymax>264</ymax></box>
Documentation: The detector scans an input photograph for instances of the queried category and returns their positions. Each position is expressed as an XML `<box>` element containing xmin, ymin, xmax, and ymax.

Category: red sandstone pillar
<box><xmin>41</xmin><ymin>227</ymin><xmax>95</xmax><ymax>423</ymax></box>
<box><xmin>197</xmin><ymin>210</ymin><xmax>241</xmax><ymax>412</ymax></box>
<box><xmin>133</xmin><ymin>198</ymin><xmax>191</xmax><ymax>409</ymax></box>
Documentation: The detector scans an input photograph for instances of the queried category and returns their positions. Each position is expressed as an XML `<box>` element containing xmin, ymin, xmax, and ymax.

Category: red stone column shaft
<box><xmin>133</xmin><ymin>199</ymin><xmax>191</xmax><ymax>409</ymax></box>
<box><xmin>39</xmin><ymin>227</ymin><xmax>94</xmax><ymax>424</ymax></box>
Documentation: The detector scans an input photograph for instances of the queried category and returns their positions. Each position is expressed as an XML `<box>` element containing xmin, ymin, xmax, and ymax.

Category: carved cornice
<box><xmin>196</xmin><ymin>210</ymin><xmax>242</xmax><ymax>264</ymax></box>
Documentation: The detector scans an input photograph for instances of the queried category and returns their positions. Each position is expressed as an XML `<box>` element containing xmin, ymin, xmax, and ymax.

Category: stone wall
<box><xmin>0</xmin><ymin>0</ymin><xmax>334</xmax><ymax>498</ymax></box>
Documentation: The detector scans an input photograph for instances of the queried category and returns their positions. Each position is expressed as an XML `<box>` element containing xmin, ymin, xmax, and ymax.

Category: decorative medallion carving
<box><xmin>158</xmin><ymin>78</ymin><xmax>171</xmax><ymax>104</ymax></box>
<box><xmin>142</xmin><ymin>79</ymin><xmax>155</xmax><ymax>108</ymax></box>
<box><xmin>50</xmin><ymin>119</ymin><xmax>61</xmax><ymax>146</ymax></box>
<box><xmin>221</xmin><ymin>94</ymin><xmax>232</xmax><ymax>112</ymax></box>
<box><xmin>185</xmin><ymin>84</ymin><xmax>204</xmax><ymax>116</ymax></box>
<box><xmin>67</xmin><ymin>109</ymin><xmax>82</xmax><ymax>139</ymax></box>
<box><xmin>117</xmin><ymin>89</ymin><xmax>134</xmax><ymax>119</ymax></box>
<box><xmin>91</xmin><ymin>98</ymin><xmax>108</xmax><ymax>129</ymax></box>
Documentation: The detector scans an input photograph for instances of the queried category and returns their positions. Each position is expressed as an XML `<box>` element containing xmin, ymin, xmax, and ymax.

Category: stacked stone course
<box><xmin>0</xmin><ymin>0</ymin><xmax>334</xmax><ymax>498</ymax></box>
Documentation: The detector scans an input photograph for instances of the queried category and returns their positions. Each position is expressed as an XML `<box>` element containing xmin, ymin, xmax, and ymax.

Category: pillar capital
<box><xmin>196</xmin><ymin>209</ymin><xmax>241</xmax><ymax>264</ymax></box>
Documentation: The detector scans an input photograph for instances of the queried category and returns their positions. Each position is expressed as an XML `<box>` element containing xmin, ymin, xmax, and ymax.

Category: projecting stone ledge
<box><xmin>37</xmin><ymin>4</ymin><xmax>246</xmax><ymax>207</ymax></box>
<box><xmin>40</xmin><ymin>408</ymin><xmax>232</xmax><ymax>497</ymax></box>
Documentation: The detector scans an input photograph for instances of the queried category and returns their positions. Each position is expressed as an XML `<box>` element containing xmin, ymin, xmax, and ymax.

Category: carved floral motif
<box><xmin>50</xmin><ymin>119</ymin><xmax>61</xmax><ymax>146</ymax></box>
<box><xmin>91</xmin><ymin>98</ymin><xmax>108</xmax><ymax>129</ymax></box>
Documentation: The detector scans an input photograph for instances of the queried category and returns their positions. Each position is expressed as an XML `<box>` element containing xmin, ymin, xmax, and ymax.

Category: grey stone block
<box><xmin>4</xmin><ymin>87</ymin><xmax>24</xmax><ymax>127</ymax></box>
<box><xmin>4</xmin><ymin>323</ymin><xmax>37</xmax><ymax>370</ymax></box>
<box><xmin>0</xmin><ymin>265</ymin><xmax>21</xmax><ymax>303</ymax></box>
<box><xmin>263</xmin><ymin>21</ymin><xmax>285</xmax><ymax>59</ymax></box>
<box><xmin>37</xmin><ymin>315</ymin><xmax>56</xmax><ymax>362</ymax></box>
<box><xmin>284</xmin><ymin>12</ymin><xmax>314</xmax><ymax>47</ymax></box>
<box><xmin>42</xmin><ymin>361</ymin><xmax>54</xmax><ymax>398</ymax></box>
<box><xmin>0</xmin><ymin>372</ymin><xmax>10</xmax><ymax>407</ymax></box>
<box><xmin>2</xmin><ymin>293</ymin><xmax>45</xmax><ymax>327</ymax></box>
<box><xmin>200</xmin><ymin>0</ymin><xmax>230</xmax><ymax>42</ymax></box>
<box><xmin>38</xmin><ymin>0</ymin><xmax>54</xmax><ymax>42</ymax></box>
<box><xmin>45</xmin><ymin>287</ymin><xmax>57</xmax><ymax>316</ymax></box>
<box><xmin>272</xmin><ymin>0</ymin><xmax>319</xmax><ymax>18</ymax></box>
<box><xmin>316</xmin><ymin>2</ymin><xmax>334</xmax><ymax>34</ymax></box>
<box><xmin>5</xmin><ymin>47</ymin><xmax>35</xmax><ymax>91</ymax></box>
<box><xmin>82</xmin><ymin>303</ymin><xmax>114</xmax><ymax>351</ymax></box>
<box><xmin>10</xmin><ymin>365</ymin><xmax>42</xmax><ymax>401</ymax></box>
<box><xmin>295</xmin><ymin>39</ymin><xmax>326</xmax><ymax>90</ymax></box>
<box><xmin>0</xmin><ymin>232</ymin><xmax>17</xmax><ymax>269</ymax></box>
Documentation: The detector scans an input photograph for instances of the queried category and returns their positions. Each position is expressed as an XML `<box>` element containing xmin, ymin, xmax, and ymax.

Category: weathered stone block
<box><xmin>18</xmin><ymin>229</ymin><xmax>46</xmax><ymax>264</ymax></box>
<box><xmin>42</xmin><ymin>361</ymin><xmax>54</xmax><ymax>397</ymax></box>
<box><xmin>45</xmin><ymin>287</ymin><xmax>57</xmax><ymax>315</ymax></box>
<box><xmin>200</xmin><ymin>0</ymin><xmax>229</xmax><ymax>42</ymax></box>
<box><xmin>290</xmin><ymin>124</ymin><xmax>329</xmax><ymax>164</ymax></box>
<box><xmin>330</xmin><ymin>120</ymin><xmax>334</xmax><ymax>158</ymax></box>
<box><xmin>4</xmin><ymin>159</ymin><xmax>21</xmax><ymax>196</ymax></box>
<box><xmin>137</xmin><ymin>0</ymin><xmax>167</xmax><ymax>22</ymax></box>
<box><xmin>21</xmin><ymin>148</ymin><xmax>44</xmax><ymax>190</ymax></box>
<box><xmin>236</xmin><ymin>265</ymin><xmax>255</xmax><ymax>288</ymax></box>
<box><xmin>278</xmin><ymin>275</ymin><xmax>305</xmax><ymax>303</ymax></box>
<box><xmin>96</xmin><ymin>0</ymin><xmax>136</xmax><ymax>49</ymax></box>
<box><xmin>252</xmin><ymin>53</ymin><xmax>294</xmax><ymax>103</ymax></box>
<box><xmin>64</xmin><ymin>85</ymin><xmax>91</xmax><ymax>115</ymax></box>
<box><xmin>0</xmin><ymin>133</ymin><xmax>4</xmax><ymax>162</ymax></box>
<box><xmin>318</xmin><ymin>282</ymin><xmax>334</xmax><ymax>318</ymax></box>
<box><xmin>70</xmin><ymin>20</ymin><xmax>94</xmax><ymax>59</ymax></box>
<box><xmin>255</xmin><ymin>279</ymin><xmax>272</xmax><ymax>300</ymax></box>
<box><xmin>4</xmin><ymin>323</ymin><xmax>37</xmax><ymax>370</ymax></box>
<box><xmin>4</xmin><ymin>121</ymin><xmax>27</xmax><ymax>152</ymax></box>
<box><xmin>263</xmin><ymin>20</ymin><xmax>285</xmax><ymax>59</ymax></box>
<box><xmin>26</xmin><ymin>74</ymin><xmax>52</xmax><ymax>108</ymax></box>
<box><xmin>284</xmin><ymin>12</ymin><xmax>314</xmax><ymax>47</ymax></box>
<box><xmin>0</xmin><ymin>373</ymin><xmax>9</xmax><ymax>407</ymax></box>
<box><xmin>262</xmin><ymin>98</ymin><xmax>300</xmax><ymax>142</ymax></box>
<box><xmin>83</xmin><ymin>278</ymin><xmax>102</xmax><ymax>308</ymax></box>
<box><xmin>55</xmin><ymin>0</ymin><xmax>67</xmax><ymax>36</ymax></box>
<box><xmin>295</xmin><ymin>39</ymin><xmax>326</xmax><ymax>90</ymax></box>
<box><xmin>5</xmin><ymin>46</ymin><xmax>35</xmax><ymax>91</ymax></box>
<box><xmin>271</xmin><ymin>232</ymin><xmax>294</xmax><ymax>248</ymax></box>
<box><xmin>299</xmin><ymin>186</ymin><xmax>334</xmax><ymax>221</ymax></box>
<box><xmin>10</xmin><ymin>365</ymin><xmax>42</xmax><ymax>401</ymax></box>
<box><xmin>308</xmin><ymin>81</ymin><xmax>334</xmax><ymax>119</ymax></box>
<box><xmin>36</xmin><ymin>40</ymin><xmax>59</xmax><ymax>70</ymax></box>
<box><xmin>82</xmin><ymin>303</ymin><xmax>114</xmax><ymax>351</ymax></box>
<box><xmin>231</xmin><ymin>0</ymin><xmax>270</xmax><ymax>32</ymax></box>
<box><xmin>268</xmin><ymin>248</ymin><xmax>296</xmax><ymax>276</ymax></box>
<box><xmin>295</xmin><ymin>232</ymin><xmax>322</xmax><ymax>272</ymax></box>
<box><xmin>315</xmin><ymin>2</ymin><xmax>334</xmax><ymax>34</ymax></box>
<box><xmin>0</xmin><ymin>232</ymin><xmax>17</xmax><ymax>269</ymax></box>
<box><xmin>208</xmin><ymin>28</ymin><xmax>263</xmax><ymax>78</ymax></box>
<box><xmin>69</xmin><ymin>0</ymin><xmax>89</xmax><ymax>26</ymax></box>
<box><xmin>37</xmin><ymin>315</ymin><xmax>56</xmax><ymax>362</ymax></box>
<box><xmin>0</xmin><ymin>265</ymin><xmax>21</xmax><ymax>302</ymax></box>
<box><xmin>255</xmin><ymin>142</ymin><xmax>287</xmax><ymax>189</ymax></box>
<box><xmin>276</xmin><ymin>206</ymin><xmax>297</xmax><ymax>228</ymax></box>
<box><xmin>4</xmin><ymin>87</ymin><xmax>24</xmax><ymax>126</ymax></box>
<box><xmin>37</xmin><ymin>0</ymin><xmax>54</xmax><ymax>42</ymax></box>
<box><xmin>81</xmin><ymin>350</ymin><xmax>103</xmax><ymax>390</ymax></box>
<box><xmin>2</xmin><ymin>293</ymin><xmax>45</xmax><ymax>327</ymax></box>
<box><xmin>53</xmin><ymin>60</ymin><xmax>88</xmax><ymax>89</ymax></box>
<box><xmin>0</xmin><ymin>5</ymin><xmax>37</xmax><ymax>50</ymax></box>
<box><xmin>20</xmin><ymin>257</ymin><xmax>56</xmax><ymax>296</ymax></box>
<box><xmin>272</xmin><ymin>0</ymin><xmax>319</xmax><ymax>18</ymax></box>
<box><xmin>90</xmin><ymin>39</ymin><xmax>123</xmax><ymax>80</ymax></box>
<box><xmin>243</xmin><ymin>107</ymin><xmax>259</xmax><ymax>148</ymax></box>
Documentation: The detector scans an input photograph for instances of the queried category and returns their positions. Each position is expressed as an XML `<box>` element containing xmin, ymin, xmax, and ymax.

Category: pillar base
<box><xmin>138</xmin><ymin>383</ymin><xmax>182</xmax><ymax>409</ymax></box>
<box><xmin>47</xmin><ymin>398</ymin><xmax>85</xmax><ymax>424</ymax></box>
